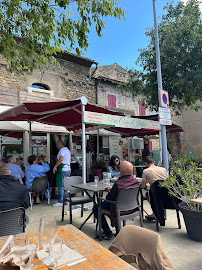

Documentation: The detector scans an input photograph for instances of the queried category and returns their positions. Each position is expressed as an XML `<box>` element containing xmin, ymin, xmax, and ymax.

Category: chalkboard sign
<box><xmin>32</xmin><ymin>135</ymin><xmax>47</xmax><ymax>147</ymax></box>
<box><xmin>86</xmin><ymin>139</ymin><xmax>94</xmax><ymax>153</ymax></box>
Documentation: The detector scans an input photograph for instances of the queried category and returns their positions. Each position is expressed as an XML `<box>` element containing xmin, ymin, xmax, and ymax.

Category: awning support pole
<box><xmin>81</xmin><ymin>96</ymin><xmax>88</xmax><ymax>184</ymax></box>
<box><xmin>29</xmin><ymin>122</ymin><xmax>32</xmax><ymax>155</ymax></box>
<box><xmin>97</xmin><ymin>130</ymin><xmax>99</xmax><ymax>160</ymax></box>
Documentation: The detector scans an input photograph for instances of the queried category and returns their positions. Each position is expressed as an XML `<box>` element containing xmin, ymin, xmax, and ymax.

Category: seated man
<box><xmin>25</xmin><ymin>155</ymin><xmax>50</xmax><ymax>204</ymax></box>
<box><xmin>5</xmin><ymin>155</ymin><xmax>24</xmax><ymax>184</ymax></box>
<box><xmin>93</xmin><ymin>161</ymin><xmax>139</xmax><ymax>240</ymax></box>
<box><xmin>141</xmin><ymin>156</ymin><xmax>169</xmax><ymax>220</ymax></box>
<box><xmin>0</xmin><ymin>162</ymin><xmax>29</xmax><ymax>211</ymax></box>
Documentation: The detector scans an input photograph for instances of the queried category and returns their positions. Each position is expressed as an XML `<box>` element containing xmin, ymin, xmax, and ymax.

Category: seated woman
<box><xmin>107</xmin><ymin>155</ymin><xmax>121</xmax><ymax>178</ymax></box>
<box><xmin>25</xmin><ymin>155</ymin><xmax>50</xmax><ymax>204</ymax></box>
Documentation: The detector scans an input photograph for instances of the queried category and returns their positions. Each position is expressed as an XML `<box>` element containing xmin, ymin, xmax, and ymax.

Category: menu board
<box><xmin>109</xmin><ymin>136</ymin><xmax>123</xmax><ymax>159</ymax></box>
<box><xmin>32</xmin><ymin>135</ymin><xmax>47</xmax><ymax>147</ymax></box>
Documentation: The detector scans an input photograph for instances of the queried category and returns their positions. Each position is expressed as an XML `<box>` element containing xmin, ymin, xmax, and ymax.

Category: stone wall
<box><xmin>0</xmin><ymin>56</ymin><xmax>96</xmax><ymax>105</ymax></box>
<box><xmin>167</xmin><ymin>106</ymin><xmax>202</xmax><ymax>157</ymax></box>
<box><xmin>1</xmin><ymin>55</ymin><xmax>200</xmax><ymax>156</ymax></box>
<box><xmin>97</xmin><ymin>80</ymin><xmax>140</xmax><ymax>115</ymax></box>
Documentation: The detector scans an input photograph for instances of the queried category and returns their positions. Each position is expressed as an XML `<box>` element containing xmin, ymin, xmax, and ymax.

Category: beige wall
<box><xmin>168</xmin><ymin>106</ymin><xmax>202</xmax><ymax>157</ymax></box>
<box><xmin>0</xmin><ymin>56</ymin><xmax>96</xmax><ymax>104</ymax></box>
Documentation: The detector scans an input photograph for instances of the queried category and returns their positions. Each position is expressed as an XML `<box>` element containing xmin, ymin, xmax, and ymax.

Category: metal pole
<box><xmin>152</xmin><ymin>0</ymin><xmax>169</xmax><ymax>171</ymax></box>
<box><xmin>97</xmin><ymin>130</ymin><xmax>99</xmax><ymax>160</ymax></box>
<box><xmin>29</xmin><ymin>122</ymin><xmax>32</xmax><ymax>155</ymax></box>
<box><xmin>47</xmin><ymin>133</ymin><xmax>50</xmax><ymax>163</ymax></box>
<box><xmin>81</xmin><ymin>97</ymin><xmax>88</xmax><ymax>184</ymax></box>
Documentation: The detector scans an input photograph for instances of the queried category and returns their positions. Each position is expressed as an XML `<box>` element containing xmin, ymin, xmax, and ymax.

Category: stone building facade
<box><xmin>0</xmin><ymin>53</ymin><xmax>97</xmax><ymax>105</ymax></box>
<box><xmin>0</xmin><ymin>52</ymin><xmax>201</xmax><ymax>157</ymax></box>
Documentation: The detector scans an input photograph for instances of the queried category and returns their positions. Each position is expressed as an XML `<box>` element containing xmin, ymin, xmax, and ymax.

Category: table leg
<box><xmin>79</xmin><ymin>190</ymin><xmax>95</xmax><ymax>230</ymax></box>
<box><xmin>98</xmin><ymin>197</ymin><xmax>102</xmax><ymax>241</ymax></box>
<box><xmin>79</xmin><ymin>211</ymin><xmax>94</xmax><ymax>230</ymax></box>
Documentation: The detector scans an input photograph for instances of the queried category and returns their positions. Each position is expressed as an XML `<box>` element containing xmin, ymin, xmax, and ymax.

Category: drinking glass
<box><xmin>102</xmin><ymin>172</ymin><xmax>108</xmax><ymax>184</ymax></box>
<box><xmin>107</xmin><ymin>173</ymin><xmax>111</xmax><ymax>185</ymax></box>
<box><xmin>94</xmin><ymin>176</ymin><xmax>99</xmax><ymax>185</ymax></box>
<box><xmin>25</xmin><ymin>235</ymin><xmax>39</xmax><ymax>269</ymax></box>
<box><xmin>49</xmin><ymin>238</ymin><xmax>63</xmax><ymax>269</ymax></box>
<box><xmin>39</xmin><ymin>216</ymin><xmax>57</xmax><ymax>252</ymax></box>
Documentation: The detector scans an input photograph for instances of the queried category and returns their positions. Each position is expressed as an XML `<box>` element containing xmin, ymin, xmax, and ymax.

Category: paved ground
<box><xmin>26</xmin><ymin>197</ymin><xmax>202</xmax><ymax>270</ymax></box>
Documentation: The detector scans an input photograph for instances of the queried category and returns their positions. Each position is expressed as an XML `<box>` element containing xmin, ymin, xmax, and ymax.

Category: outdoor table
<box><xmin>136</xmin><ymin>177</ymin><xmax>142</xmax><ymax>184</ymax></box>
<box><xmin>0</xmin><ymin>225</ymin><xmax>135</xmax><ymax>270</ymax></box>
<box><xmin>71</xmin><ymin>181</ymin><xmax>110</xmax><ymax>241</ymax></box>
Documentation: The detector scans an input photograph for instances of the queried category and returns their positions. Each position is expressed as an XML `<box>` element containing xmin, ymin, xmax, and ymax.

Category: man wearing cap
<box><xmin>52</xmin><ymin>140</ymin><xmax>71</xmax><ymax>207</ymax></box>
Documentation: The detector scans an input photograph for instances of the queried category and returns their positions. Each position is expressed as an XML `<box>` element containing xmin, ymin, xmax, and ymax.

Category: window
<box><xmin>27</xmin><ymin>83</ymin><xmax>54</xmax><ymax>97</ymax></box>
<box><xmin>32</xmin><ymin>83</ymin><xmax>50</xmax><ymax>90</ymax></box>
<box><xmin>139</xmin><ymin>101</ymin><xmax>146</xmax><ymax>116</ymax></box>
<box><xmin>108</xmin><ymin>94</ymin><xmax>116</xmax><ymax>108</ymax></box>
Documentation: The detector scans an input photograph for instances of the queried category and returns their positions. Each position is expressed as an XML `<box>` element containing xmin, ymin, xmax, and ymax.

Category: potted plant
<box><xmin>91</xmin><ymin>159</ymin><xmax>106</xmax><ymax>180</ymax></box>
<box><xmin>161</xmin><ymin>156</ymin><xmax>202</xmax><ymax>241</ymax></box>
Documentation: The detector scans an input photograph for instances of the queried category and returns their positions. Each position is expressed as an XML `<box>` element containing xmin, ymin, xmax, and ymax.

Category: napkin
<box><xmin>37</xmin><ymin>244</ymin><xmax>86</xmax><ymax>268</ymax></box>
<box><xmin>0</xmin><ymin>236</ymin><xmax>31</xmax><ymax>270</ymax></box>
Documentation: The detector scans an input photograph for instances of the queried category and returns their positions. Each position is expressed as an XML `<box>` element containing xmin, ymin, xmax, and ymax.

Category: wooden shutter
<box><xmin>108</xmin><ymin>94</ymin><xmax>116</xmax><ymax>108</ymax></box>
<box><xmin>139</xmin><ymin>101</ymin><xmax>146</xmax><ymax>116</ymax></box>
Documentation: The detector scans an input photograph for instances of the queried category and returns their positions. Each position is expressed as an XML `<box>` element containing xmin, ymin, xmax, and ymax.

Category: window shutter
<box><xmin>108</xmin><ymin>94</ymin><xmax>116</xmax><ymax>108</ymax></box>
<box><xmin>139</xmin><ymin>101</ymin><xmax>146</xmax><ymax>116</ymax></box>
<box><xmin>149</xmin><ymin>141</ymin><xmax>152</xmax><ymax>150</ymax></box>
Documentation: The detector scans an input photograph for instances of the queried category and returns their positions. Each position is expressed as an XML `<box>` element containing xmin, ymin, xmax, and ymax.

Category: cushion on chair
<box><xmin>66</xmin><ymin>196</ymin><xmax>92</xmax><ymax>204</ymax></box>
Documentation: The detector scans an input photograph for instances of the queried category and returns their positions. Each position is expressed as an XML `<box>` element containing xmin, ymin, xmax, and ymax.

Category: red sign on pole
<box><xmin>160</xmin><ymin>89</ymin><xmax>169</xmax><ymax>108</ymax></box>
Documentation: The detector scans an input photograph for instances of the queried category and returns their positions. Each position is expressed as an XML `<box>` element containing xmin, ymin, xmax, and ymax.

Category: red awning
<box><xmin>0</xmin><ymin>100</ymin><xmax>183</xmax><ymax>137</ymax></box>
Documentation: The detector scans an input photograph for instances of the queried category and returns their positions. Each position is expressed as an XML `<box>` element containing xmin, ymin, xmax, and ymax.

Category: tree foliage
<box><xmin>0</xmin><ymin>0</ymin><xmax>125</xmax><ymax>73</ymax></box>
<box><xmin>126</xmin><ymin>0</ymin><xmax>202</xmax><ymax>112</ymax></box>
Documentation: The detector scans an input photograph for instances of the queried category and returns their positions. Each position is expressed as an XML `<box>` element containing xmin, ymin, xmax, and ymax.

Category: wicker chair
<box><xmin>98</xmin><ymin>186</ymin><xmax>143</xmax><ymax>235</ymax></box>
<box><xmin>62</xmin><ymin>176</ymin><xmax>92</xmax><ymax>224</ymax></box>
<box><xmin>0</xmin><ymin>207</ymin><xmax>26</xmax><ymax>237</ymax></box>
<box><xmin>29</xmin><ymin>176</ymin><xmax>50</xmax><ymax>210</ymax></box>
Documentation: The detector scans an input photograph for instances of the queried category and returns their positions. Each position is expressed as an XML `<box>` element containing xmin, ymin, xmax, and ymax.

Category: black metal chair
<box><xmin>0</xmin><ymin>207</ymin><xmax>26</xmax><ymax>237</ymax></box>
<box><xmin>62</xmin><ymin>176</ymin><xmax>92</xmax><ymax>224</ymax></box>
<box><xmin>29</xmin><ymin>176</ymin><xmax>49</xmax><ymax>210</ymax></box>
<box><xmin>97</xmin><ymin>186</ymin><xmax>143</xmax><ymax>236</ymax></box>
<box><xmin>141</xmin><ymin>180</ymin><xmax>181</xmax><ymax>231</ymax></box>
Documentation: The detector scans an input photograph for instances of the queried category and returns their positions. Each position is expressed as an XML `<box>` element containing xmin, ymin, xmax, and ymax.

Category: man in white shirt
<box><xmin>52</xmin><ymin>140</ymin><xmax>71</xmax><ymax>207</ymax></box>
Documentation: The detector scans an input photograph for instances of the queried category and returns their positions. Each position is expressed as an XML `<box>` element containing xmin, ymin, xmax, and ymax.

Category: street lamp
<box><xmin>152</xmin><ymin>0</ymin><xmax>169</xmax><ymax>171</ymax></box>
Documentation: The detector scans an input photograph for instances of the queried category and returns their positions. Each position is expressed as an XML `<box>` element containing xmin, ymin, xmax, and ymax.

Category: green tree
<box><xmin>0</xmin><ymin>0</ymin><xmax>125</xmax><ymax>73</ymax></box>
<box><xmin>127</xmin><ymin>0</ymin><xmax>202</xmax><ymax>112</ymax></box>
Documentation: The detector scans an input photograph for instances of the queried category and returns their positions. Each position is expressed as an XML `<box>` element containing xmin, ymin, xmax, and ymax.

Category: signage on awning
<box><xmin>84</xmin><ymin>111</ymin><xmax>161</xmax><ymax>131</ymax></box>
<box><xmin>0</xmin><ymin>136</ymin><xmax>22</xmax><ymax>145</ymax></box>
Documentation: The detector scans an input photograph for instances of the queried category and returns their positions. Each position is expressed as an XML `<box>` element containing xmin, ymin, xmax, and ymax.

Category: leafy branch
<box><xmin>0</xmin><ymin>0</ymin><xmax>125</xmax><ymax>73</ymax></box>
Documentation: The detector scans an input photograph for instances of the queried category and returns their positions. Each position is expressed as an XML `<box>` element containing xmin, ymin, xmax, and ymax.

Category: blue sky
<box><xmin>83</xmin><ymin>0</ymin><xmax>179</xmax><ymax>70</ymax></box>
